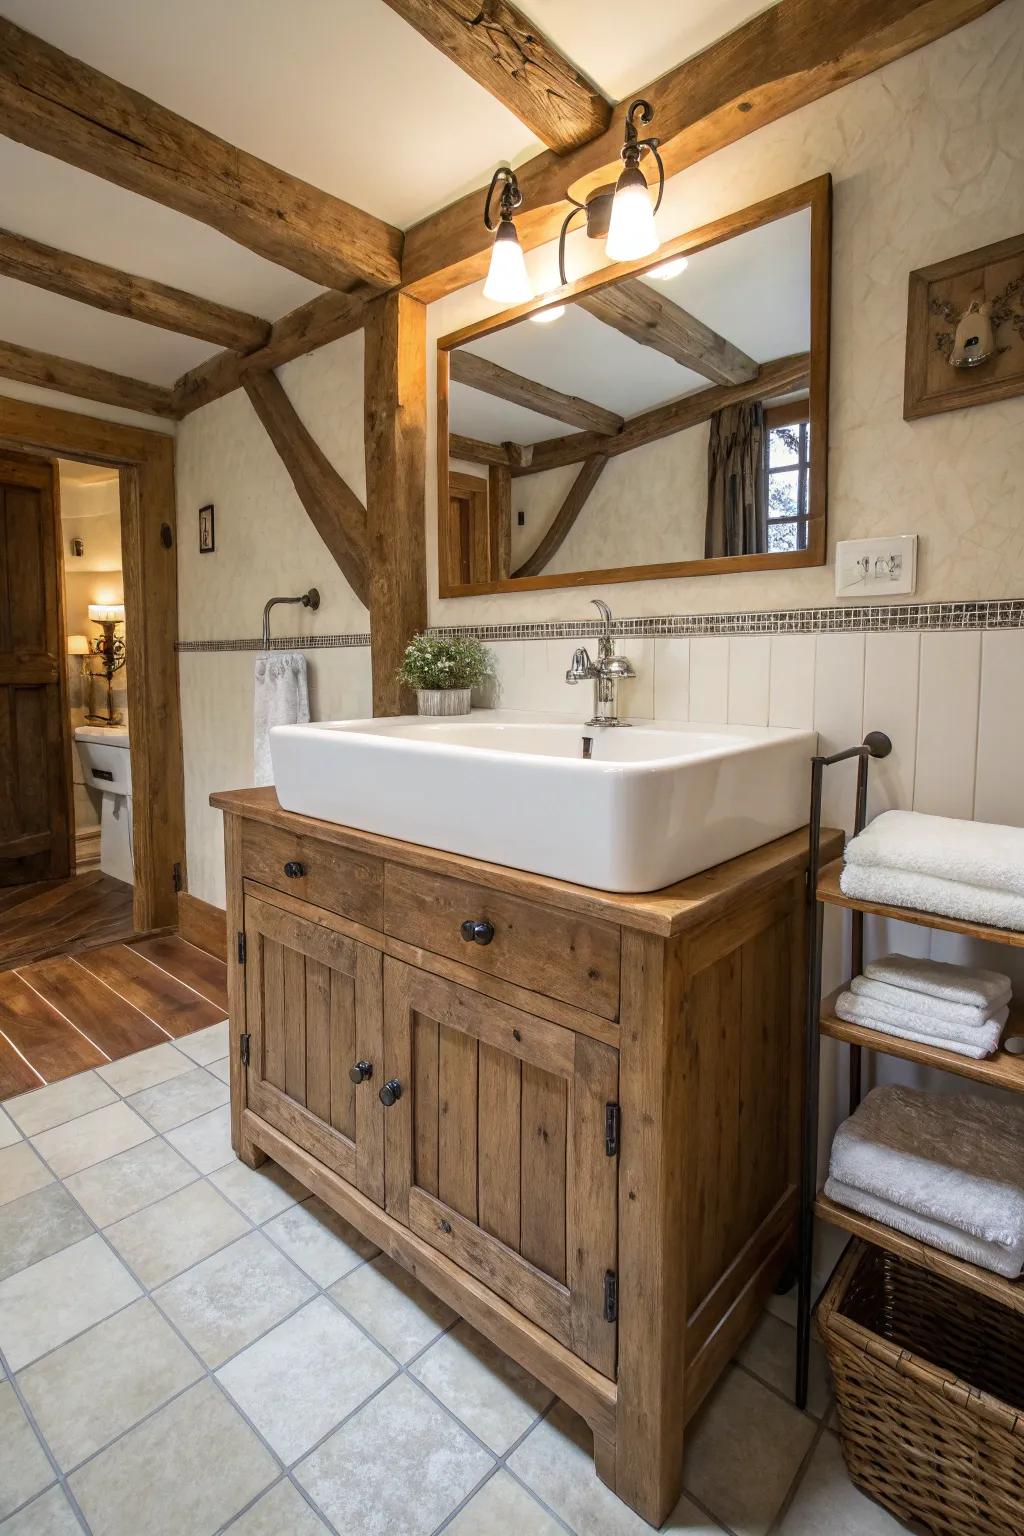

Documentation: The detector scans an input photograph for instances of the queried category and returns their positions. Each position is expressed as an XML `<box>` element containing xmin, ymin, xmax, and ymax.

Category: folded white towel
<box><xmin>839</xmin><ymin>862</ymin><xmax>1024</xmax><ymax>932</ymax></box>
<box><xmin>834</xmin><ymin>992</ymin><xmax>1006</xmax><ymax>1059</ymax></box>
<box><xmin>863</xmin><ymin>952</ymin><xmax>1011</xmax><ymax>1011</ymax></box>
<box><xmin>845</xmin><ymin>809</ymin><xmax>1024</xmax><ymax>897</ymax></box>
<box><xmin>828</xmin><ymin>1085</ymin><xmax>1024</xmax><ymax>1259</ymax></box>
<box><xmin>850</xmin><ymin>975</ymin><xmax>1006</xmax><ymax>1029</ymax></box>
<box><xmin>254</xmin><ymin>651</ymin><xmax>309</xmax><ymax>788</ymax></box>
<box><xmin>823</xmin><ymin>1177</ymin><xmax>1024</xmax><ymax>1279</ymax></box>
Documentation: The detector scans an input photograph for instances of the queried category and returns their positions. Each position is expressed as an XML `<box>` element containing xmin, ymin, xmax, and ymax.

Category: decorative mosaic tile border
<box><xmin>176</xmin><ymin>599</ymin><xmax>1024</xmax><ymax>653</ymax></box>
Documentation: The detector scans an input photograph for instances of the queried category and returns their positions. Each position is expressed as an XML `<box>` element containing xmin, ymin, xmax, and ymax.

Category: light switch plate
<box><xmin>835</xmin><ymin>535</ymin><xmax>918</xmax><ymax>598</ymax></box>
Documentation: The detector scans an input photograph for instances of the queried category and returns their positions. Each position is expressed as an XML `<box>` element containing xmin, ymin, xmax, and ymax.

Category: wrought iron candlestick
<box><xmin>87</xmin><ymin>606</ymin><xmax>126</xmax><ymax>725</ymax></box>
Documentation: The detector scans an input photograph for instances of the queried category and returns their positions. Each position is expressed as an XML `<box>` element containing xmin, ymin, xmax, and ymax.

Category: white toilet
<box><xmin>73</xmin><ymin>724</ymin><xmax>134</xmax><ymax>885</ymax></box>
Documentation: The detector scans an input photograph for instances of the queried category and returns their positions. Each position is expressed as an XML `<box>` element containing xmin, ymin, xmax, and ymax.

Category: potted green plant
<box><xmin>397</xmin><ymin>632</ymin><xmax>493</xmax><ymax>717</ymax></box>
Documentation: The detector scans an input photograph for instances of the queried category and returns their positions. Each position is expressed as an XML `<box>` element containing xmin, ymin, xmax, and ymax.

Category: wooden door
<box><xmin>0</xmin><ymin>451</ymin><xmax>71</xmax><ymax>885</ymax></box>
<box><xmin>382</xmin><ymin>958</ymin><xmax>619</xmax><ymax>1377</ymax></box>
<box><xmin>243</xmin><ymin>894</ymin><xmax>384</xmax><ymax>1204</ymax></box>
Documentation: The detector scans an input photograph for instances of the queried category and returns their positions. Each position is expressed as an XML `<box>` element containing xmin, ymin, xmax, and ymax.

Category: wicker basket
<box><xmin>817</xmin><ymin>1241</ymin><xmax>1024</xmax><ymax>1536</ymax></box>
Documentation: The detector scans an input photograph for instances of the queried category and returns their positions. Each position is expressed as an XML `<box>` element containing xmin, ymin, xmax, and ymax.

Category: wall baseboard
<box><xmin>178</xmin><ymin>891</ymin><xmax>227</xmax><ymax>960</ymax></box>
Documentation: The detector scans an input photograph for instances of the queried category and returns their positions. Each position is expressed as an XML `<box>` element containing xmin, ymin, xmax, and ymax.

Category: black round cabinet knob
<box><xmin>378</xmin><ymin>1079</ymin><xmax>402</xmax><ymax>1108</ymax></box>
<box><xmin>460</xmin><ymin>919</ymin><xmax>495</xmax><ymax>946</ymax></box>
<box><xmin>349</xmin><ymin>1060</ymin><xmax>373</xmax><ymax>1084</ymax></box>
<box><xmin>283</xmin><ymin>860</ymin><xmax>305</xmax><ymax>879</ymax></box>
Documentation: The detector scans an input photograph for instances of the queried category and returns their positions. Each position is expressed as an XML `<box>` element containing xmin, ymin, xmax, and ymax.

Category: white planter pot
<box><xmin>416</xmin><ymin>688</ymin><xmax>472</xmax><ymax>717</ymax></box>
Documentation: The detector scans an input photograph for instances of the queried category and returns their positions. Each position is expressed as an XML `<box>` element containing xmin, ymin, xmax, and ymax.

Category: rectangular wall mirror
<box><xmin>437</xmin><ymin>176</ymin><xmax>831</xmax><ymax>596</ymax></box>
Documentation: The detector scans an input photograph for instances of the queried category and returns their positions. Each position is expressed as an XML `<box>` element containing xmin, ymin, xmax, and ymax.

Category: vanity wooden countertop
<box><xmin>210</xmin><ymin>786</ymin><xmax>842</xmax><ymax>938</ymax></box>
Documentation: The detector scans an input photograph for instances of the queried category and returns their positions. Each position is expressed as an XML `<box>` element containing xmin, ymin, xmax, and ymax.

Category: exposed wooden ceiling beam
<box><xmin>0</xmin><ymin>17</ymin><xmax>402</xmax><ymax>292</ymax></box>
<box><xmin>380</xmin><ymin>0</ymin><xmax>610</xmax><ymax>153</ymax></box>
<box><xmin>450</xmin><ymin>348</ymin><xmax>623</xmax><ymax>435</ymax></box>
<box><xmin>173</xmin><ymin>286</ymin><xmax>376</xmax><ymax>417</ymax></box>
<box><xmin>513</xmin><ymin>454</ymin><xmax>607</xmax><ymax>578</ymax></box>
<box><xmin>513</xmin><ymin>351</ymin><xmax>809</xmax><ymax>474</ymax></box>
<box><xmin>578</xmin><ymin>279</ymin><xmax>758</xmax><ymax>386</ymax></box>
<box><xmin>449</xmin><ymin>432</ymin><xmax>511</xmax><ymax>467</ymax></box>
<box><xmin>402</xmin><ymin>0</ymin><xmax>1002</xmax><ymax>301</ymax></box>
<box><xmin>0</xmin><ymin>339</ymin><xmax>176</xmax><ymax>418</ymax></box>
<box><xmin>245</xmin><ymin>370</ymin><xmax>369</xmax><ymax>606</ymax></box>
<box><xmin>0</xmin><ymin>228</ymin><xmax>270</xmax><ymax>353</ymax></box>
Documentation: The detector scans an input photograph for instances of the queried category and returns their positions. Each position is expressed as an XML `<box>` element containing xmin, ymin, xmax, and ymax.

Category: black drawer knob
<box><xmin>378</xmin><ymin>1079</ymin><xmax>402</xmax><ymax>1108</ymax></box>
<box><xmin>460</xmin><ymin>919</ymin><xmax>495</xmax><ymax>946</ymax></box>
<box><xmin>349</xmin><ymin>1060</ymin><xmax>373</xmax><ymax>1084</ymax></box>
<box><xmin>283</xmin><ymin>860</ymin><xmax>305</xmax><ymax>879</ymax></box>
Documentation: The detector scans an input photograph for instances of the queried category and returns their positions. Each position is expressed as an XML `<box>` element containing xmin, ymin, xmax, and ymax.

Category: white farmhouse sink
<box><xmin>271</xmin><ymin>711</ymin><xmax>816</xmax><ymax>893</ymax></box>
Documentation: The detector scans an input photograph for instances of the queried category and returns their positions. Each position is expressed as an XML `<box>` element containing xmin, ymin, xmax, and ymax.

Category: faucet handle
<box><xmin>602</xmin><ymin>654</ymin><xmax>635</xmax><ymax>680</ymax></box>
<box><xmin>566</xmin><ymin>647</ymin><xmax>594</xmax><ymax>684</ymax></box>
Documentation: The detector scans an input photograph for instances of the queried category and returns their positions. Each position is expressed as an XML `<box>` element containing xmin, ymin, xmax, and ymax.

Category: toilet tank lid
<box><xmin>74</xmin><ymin>724</ymin><xmax>130</xmax><ymax>747</ymax></box>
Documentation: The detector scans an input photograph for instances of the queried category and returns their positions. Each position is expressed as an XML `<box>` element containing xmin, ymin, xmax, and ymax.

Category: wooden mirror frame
<box><xmin>437</xmin><ymin>174</ymin><xmax>831</xmax><ymax>597</ymax></box>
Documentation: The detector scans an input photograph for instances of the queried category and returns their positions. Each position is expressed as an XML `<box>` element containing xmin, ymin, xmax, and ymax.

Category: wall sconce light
<box><xmin>87</xmin><ymin>603</ymin><xmax>126</xmax><ymax>725</ymax></box>
<box><xmin>557</xmin><ymin>99</ymin><xmax>665</xmax><ymax>284</ymax></box>
<box><xmin>482</xmin><ymin>167</ymin><xmax>533</xmax><ymax>306</ymax></box>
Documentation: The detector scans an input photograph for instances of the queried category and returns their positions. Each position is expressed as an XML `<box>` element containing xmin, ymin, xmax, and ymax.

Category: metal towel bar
<box><xmin>261</xmin><ymin>588</ymin><xmax>320</xmax><ymax>648</ymax></box>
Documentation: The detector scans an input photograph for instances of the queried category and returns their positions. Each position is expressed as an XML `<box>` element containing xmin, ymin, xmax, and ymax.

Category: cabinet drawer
<box><xmin>242</xmin><ymin>822</ymin><xmax>382</xmax><ymax>930</ymax></box>
<box><xmin>384</xmin><ymin>864</ymin><xmax>620</xmax><ymax>1021</ymax></box>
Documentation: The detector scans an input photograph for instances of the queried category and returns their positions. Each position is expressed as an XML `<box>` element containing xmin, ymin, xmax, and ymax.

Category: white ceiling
<box><xmin>451</xmin><ymin>209</ymin><xmax>810</xmax><ymax>443</ymax></box>
<box><xmin>0</xmin><ymin>0</ymin><xmax>779</xmax><ymax>392</ymax></box>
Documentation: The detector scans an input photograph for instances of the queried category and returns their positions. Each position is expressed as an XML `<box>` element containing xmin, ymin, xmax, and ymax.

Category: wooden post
<box><xmin>364</xmin><ymin>292</ymin><xmax>428</xmax><ymax>716</ymax></box>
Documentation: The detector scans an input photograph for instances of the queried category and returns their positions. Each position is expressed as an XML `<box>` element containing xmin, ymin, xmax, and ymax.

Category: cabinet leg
<box><xmin>236</xmin><ymin>1121</ymin><xmax>266</xmax><ymax>1170</ymax></box>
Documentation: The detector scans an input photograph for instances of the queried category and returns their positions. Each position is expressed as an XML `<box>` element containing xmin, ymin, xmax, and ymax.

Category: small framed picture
<box><xmin>198</xmin><ymin>503</ymin><xmax>215</xmax><ymax>554</ymax></box>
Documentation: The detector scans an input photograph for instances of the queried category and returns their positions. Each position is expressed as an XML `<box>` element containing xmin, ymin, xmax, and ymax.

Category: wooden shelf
<box><xmin>815</xmin><ymin>1193</ymin><xmax>1024</xmax><ymax>1316</ymax></box>
<box><xmin>821</xmin><ymin>989</ymin><xmax>1024</xmax><ymax>1095</ymax></box>
<box><xmin>816</xmin><ymin>859</ymin><xmax>1024</xmax><ymax>949</ymax></box>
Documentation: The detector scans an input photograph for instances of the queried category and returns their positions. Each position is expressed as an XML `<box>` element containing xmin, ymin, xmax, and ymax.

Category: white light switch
<box><xmin>835</xmin><ymin>535</ymin><xmax>917</xmax><ymax>598</ymax></box>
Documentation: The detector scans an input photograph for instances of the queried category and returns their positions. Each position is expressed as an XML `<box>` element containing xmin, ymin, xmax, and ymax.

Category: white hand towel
<box><xmin>823</xmin><ymin>1177</ymin><xmax>1024</xmax><ymax>1279</ymax></box>
<box><xmin>863</xmin><ymin>952</ymin><xmax>1012</xmax><ymax>1011</ymax></box>
<box><xmin>839</xmin><ymin>862</ymin><xmax>1024</xmax><ymax>933</ymax></box>
<box><xmin>845</xmin><ymin>809</ymin><xmax>1024</xmax><ymax>897</ymax></box>
<box><xmin>850</xmin><ymin>975</ymin><xmax>1007</xmax><ymax>1029</ymax></box>
<box><xmin>834</xmin><ymin>991</ymin><xmax>1006</xmax><ymax>1059</ymax></box>
<box><xmin>253</xmin><ymin>651</ymin><xmax>309</xmax><ymax>788</ymax></box>
<box><xmin>828</xmin><ymin>1084</ymin><xmax>1024</xmax><ymax>1257</ymax></box>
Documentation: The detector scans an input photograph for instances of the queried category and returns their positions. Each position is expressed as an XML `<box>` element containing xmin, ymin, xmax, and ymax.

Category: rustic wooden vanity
<box><xmin>212</xmin><ymin>785</ymin><xmax>839</xmax><ymax>1525</ymax></box>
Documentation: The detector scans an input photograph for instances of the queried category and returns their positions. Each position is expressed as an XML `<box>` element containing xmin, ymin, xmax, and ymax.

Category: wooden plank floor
<box><xmin>0</xmin><ymin>870</ymin><xmax>136</xmax><ymax>972</ymax></box>
<box><xmin>0</xmin><ymin>935</ymin><xmax>229</xmax><ymax>1099</ymax></box>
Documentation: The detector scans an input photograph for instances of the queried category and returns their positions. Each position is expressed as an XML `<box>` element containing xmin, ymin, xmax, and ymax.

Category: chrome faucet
<box><xmin>565</xmin><ymin>599</ymin><xmax>635</xmax><ymax>727</ymax></box>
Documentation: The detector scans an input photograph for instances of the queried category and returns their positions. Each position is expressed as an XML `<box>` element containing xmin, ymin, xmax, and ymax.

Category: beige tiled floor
<box><xmin>0</xmin><ymin>1026</ymin><xmax>916</xmax><ymax>1536</ymax></box>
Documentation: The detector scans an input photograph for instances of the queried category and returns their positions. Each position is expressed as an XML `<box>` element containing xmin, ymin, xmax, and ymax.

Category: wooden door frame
<box><xmin>0</xmin><ymin>395</ymin><xmax>184</xmax><ymax>932</ymax></box>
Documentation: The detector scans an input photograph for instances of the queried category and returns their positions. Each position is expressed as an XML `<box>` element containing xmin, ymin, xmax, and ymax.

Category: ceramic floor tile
<box><xmin>0</xmin><ymin>1144</ymin><xmax>53</xmax><ymax>1208</ymax></box>
<box><xmin>295</xmin><ymin>1374</ymin><xmax>492</xmax><ymax>1536</ymax></box>
<box><xmin>217</xmin><ymin>1296</ymin><xmax>394</xmax><ymax>1464</ymax></box>
<box><xmin>30</xmin><ymin>1102</ymin><xmax>152</xmax><ymax>1179</ymax></box>
<box><xmin>737</xmin><ymin>1313</ymin><xmax>832</xmax><ymax>1420</ymax></box>
<box><xmin>165</xmin><ymin>1104</ymin><xmax>233</xmax><ymax>1173</ymax></box>
<box><xmin>682</xmin><ymin>1367</ymin><xmax>817</xmax><ymax>1536</ymax></box>
<box><xmin>68</xmin><ymin>1377</ymin><xmax>277</xmax><ymax>1536</ymax></box>
<box><xmin>0</xmin><ymin>1234</ymin><xmax>141</xmax><ymax>1372</ymax></box>
<box><xmin>104</xmin><ymin>1178</ymin><xmax>250</xmax><ymax>1287</ymax></box>
<box><xmin>0</xmin><ymin>1381</ymin><xmax>53</xmax><ymax>1519</ymax></box>
<box><xmin>777</xmin><ymin>1431</ymin><xmax>911</xmax><ymax>1535</ymax></box>
<box><xmin>125</xmin><ymin>1066</ymin><xmax>228</xmax><ymax>1132</ymax></box>
<box><xmin>223</xmin><ymin>1480</ymin><xmax>331</xmax><ymax>1535</ymax></box>
<box><xmin>509</xmin><ymin>1401</ymin><xmax>719</xmax><ymax>1535</ymax></box>
<box><xmin>0</xmin><ymin>1184</ymin><xmax>92</xmax><ymax>1283</ymax></box>
<box><xmin>264</xmin><ymin>1196</ymin><xmax>378</xmax><ymax>1286</ymax></box>
<box><xmin>175</xmin><ymin>1020</ymin><xmax>229</xmax><ymax>1065</ymax></box>
<box><xmin>0</xmin><ymin>1484</ymin><xmax>81</xmax><ymax>1535</ymax></box>
<box><xmin>208</xmin><ymin>1057</ymin><xmax>232</xmax><ymax>1084</ymax></box>
<box><xmin>444</xmin><ymin>1469</ymin><xmax>566</xmax><ymax>1535</ymax></box>
<box><xmin>96</xmin><ymin>1043</ymin><xmax>193</xmax><ymax>1097</ymax></box>
<box><xmin>153</xmin><ymin>1230</ymin><xmax>315</xmax><ymax>1367</ymax></box>
<box><xmin>330</xmin><ymin>1254</ymin><xmax>456</xmax><ymax>1363</ymax></box>
<box><xmin>0</xmin><ymin>1108</ymin><xmax>22</xmax><ymax>1148</ymax></box>
<box><xmin>210</xmin><ymin>1158</ymin><xmax>305</xmax><ymax>1224</ymax></box>
<box><xmin>411</xmin><ymin>1321</ymin><xmax>553</xmax><ymax>1454</ymax></box>
<box><xmin>63</xmin><ymin>1138</ymin><xmax>196</xmax><ymax>1227</ymax></box>
<box><xmin>17</xmin><ymin>1298</ymin><xmax>202</xmax><ymax>1472</ymax></box>
<box><xmin>5</xmin><ymin>1072</ymin><xmax>116</xmax><ymax>1137</ymax></box>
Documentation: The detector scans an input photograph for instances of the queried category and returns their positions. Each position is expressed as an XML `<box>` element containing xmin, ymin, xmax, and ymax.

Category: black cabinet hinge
<box><xmin>172</xmin><ymin>862</ymin><xmax>183</xmax><ymax>893</ymax></box>
<box><xmin>240</xmin><ymin>1033</ymin><xmax>251</xmax><ymax>1068</ymax></box>
<box><xmin>604</xmin><ymin>1103</ymin><xmax>620</xmax><ymax>1158</ymax></box>
<box><xmin>237</xmin><ymin>931</ymin><xmax>246</xmax><ymax>964</ymax></box>
<box><xmin>603</xmin><ymin>1270</ymin><xmax>618</xmax><ymax>1323</ymax></box>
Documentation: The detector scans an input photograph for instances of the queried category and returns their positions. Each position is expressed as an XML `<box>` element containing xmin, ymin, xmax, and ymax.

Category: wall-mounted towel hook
<box><xmin>262</xmin><ymin>588</ymin><xmax>320</xmax><ymax>648</ymax></box>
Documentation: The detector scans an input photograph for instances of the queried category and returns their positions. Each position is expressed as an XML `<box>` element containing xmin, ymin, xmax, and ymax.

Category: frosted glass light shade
<box><xmin>483</xmin><ymin>220</ymin><xmax>533</xmax><ymax>305</ymax></box>
<box><xmin>605</xmin><ymin>165</ymin><xmax>660</xmax><ymax>263</ymax></box>
<box><xmin>67</xmin><ymin>633</ymin><xmax>90</xmax><ymax>655</ymax></box>
<box><xmin>88</xmin><ymin>603</ymin><xmax>125</xmax><ymax>624</ymax></box>
<box><xmin>529</xmin><ymin>305</ymin><xmax>565</xmax><ymax>324</ymax></box>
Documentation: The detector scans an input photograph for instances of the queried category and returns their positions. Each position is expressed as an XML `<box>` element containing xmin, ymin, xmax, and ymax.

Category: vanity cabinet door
<box><xmin>381</xmin><ymin>958</ymin><xmax>619</xmax><ymax>1378</ymax></box>
<box><xmin>243</xmin><ymin>894</ymin><xmax>384</xmax><ymax>1205</ymax></box>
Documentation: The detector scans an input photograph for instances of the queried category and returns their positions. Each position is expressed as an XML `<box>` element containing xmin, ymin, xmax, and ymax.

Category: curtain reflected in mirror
<box><xmin>704</xmin><ymin>402</ymin><xmax>767</xmax><ymax>558</ymax></box>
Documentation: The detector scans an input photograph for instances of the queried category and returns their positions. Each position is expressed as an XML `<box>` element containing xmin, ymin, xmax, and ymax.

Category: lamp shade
<box><xmin>88</xmin><ymin>603</ymin><xmax>125</xmax><ymax>624</ymax></box>
<box><xmin>67</xmin><ymin>633</ymin><xmax>90</xmax><ymax>655</ymax></box>
<box><xmin>483</xmin><ymin>219</ymin><xmax>533</xmax><ymax>305</ymax></box>
<box><xmin>605</xmin><ymin>164</ymin><xmax>660</xmax><ymax>263</ymax></box>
